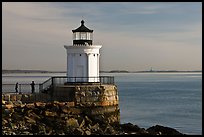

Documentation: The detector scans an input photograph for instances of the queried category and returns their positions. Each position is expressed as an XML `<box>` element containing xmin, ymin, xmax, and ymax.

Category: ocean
<box><xmin>2</xmin><ymin>72</ymin><xmax>202</xmax><ymax>135</ymax></box>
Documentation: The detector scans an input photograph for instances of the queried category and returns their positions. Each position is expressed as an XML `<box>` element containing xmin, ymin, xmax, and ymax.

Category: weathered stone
<box><xmin>2</xmin><ymin>119</ymin><xmax>8</xmax><ymax>125</ymax></box>
<box><xmin>5</xmin><ymin>101</ymin><xmax>13</xmax><ymax>105</ymax></box>
<box><xmin>74</xmin><ymin>128</ymin><xmax>84</xmax><ymax>135</ymax></box>
<box><xmin>66</xmin><ymin>118</ymin><xmax>79</xmax><ymax>128</ymax></box>
<box><xmin>101</xmin><ymin>101</ymin><xmax>110</xmax><ymax>106</ymax></box>
<box><xmin>75</xmin><ymin>96</ymin><xmax>81</xmax><ymax>103</ymax></box>
<box><xmin>5</xmin><ymin>104</ymin><xmax>13</xmax><ymax>109</ymax></box>
<box><xmin>25</xmin><ymin>116</ymin><xmax>36</xmax><ymax>123</ymax></box>
<box><xmin>75</xmin><ymin>86</ymin><xmax>80</xmax><ymax>91</ymax></box>
<box><xmin>91</xmin><ymin>123</ymin><xmax>100</xmax><ymax>132</ymax></box>
<box><xmin>80</xmin><ymin>97</ymin><xmax>86</xmax><ymax>103</ymax></box>
<box><xmin>34</xmin><ymin>102</ymin><xmax>46</xmax><ymax>107</ymax></box>
<box><xmin>84</xmin><ymin>116</ymin><xmax>92</xmax><ymax>125</ymax></box>
<box><xmin>60</xmin><ymin>113</ymin><xmax>69</xmax><ymax>120</ymax></box>
<box><xmin>16</xmin><ymin>94</ymin><xmax>22</xmax><ymax>101</ymax></box>
<box><xmin>50</xmin><ymin>105</ymin><xmax>59</xmax><ymax>112</ymax></box>
<box><xmin>104</xmin><ymin>124</ymin><xmax>116</xmax><ymax>135</ymax></box>
<box><xmin>60</xmin><ymin>105</ymin><xmax>70</xmax><ymax>113</ymax></box>
<box><xmin>79</xmin><ymin>119</ymin><xmax>85</xmax><ymax>128</ymax></box>
<box><xmin>44</xmin><ymin>111</ymin><xmax>57</xmax><ymax>117</ymax></box>
<box><xmin>147</xmin><ymin>125</ymin><xmax>184</xmax><ymax>135</ymax></box>
<box><xmin>25</xmin><ymin>103</ymin><xmax>35</xmax><ymax>109</ymax></box>
<box><xmin>16</xmin><ymin>104</ymin><xmax>26</xmax><ymax>108</ymax></box>
<box><xmin>58</xmin><ymin>102</ymin><xmax>66</xmax><ymax>107</ymax></box>
<box><xmin>30</xmin><ymin>112</ymin><xmax>41</xmax><ymax>120</ymax></box>
<box><xmin>53</xmin><ymin>101</ymin><xmax>60</xmax><ymax>104</ymax></box>
<box><xmin>69</xmin><ymin>108</ymin><xmax>81</xmax><ymax>115</ymax></box>
<box><xmin>4</xmin><ymin>95</ymin><xmax>10</xmax><ymax>101</ymax></box>
<box><xmin>85</xmin><ymin>130</ymin><xmax>91</xmax><ymax>135</ymax></box>
<box><xmin>85</xmin><ymin>91</ymin><xmax>91</xmax><ymax>96</ymax></box>
<box><xmin>2</xmin><ymin>100</ymin><xmax>6</xmax><ymax>105</ymax></box>
<box><xmin>10</xmin><ymin>95</ymin><xmax>17</xmax><ymax>101</ymax></box>
<box><xmin>66</xmin><ymin>102</ymin><xmax>75</xmax><ymax>107</ymax></box>
<box><xmin>13</xmin><ymin>100</ymin><xmax>23</xmax><ymax>106</ymax></box>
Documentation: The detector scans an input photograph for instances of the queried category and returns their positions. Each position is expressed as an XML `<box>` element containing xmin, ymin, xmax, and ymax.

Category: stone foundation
<box><xmin>2</xmin><ymin>84</ymin><xmax>120</xmax><ymax>125</ymax></box>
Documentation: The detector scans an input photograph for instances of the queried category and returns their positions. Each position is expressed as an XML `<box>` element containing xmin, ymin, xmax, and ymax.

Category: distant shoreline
<box><xmin>2</xmin><ymin>69</ymin><xmax>202</xmax><ymax>74</ymax></box>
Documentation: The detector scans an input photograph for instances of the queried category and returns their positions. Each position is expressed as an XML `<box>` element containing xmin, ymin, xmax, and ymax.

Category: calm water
<box><xmin>2</xmin><ymin>72</ymin><xmax>202</xmax><ymax>135</ymax></box>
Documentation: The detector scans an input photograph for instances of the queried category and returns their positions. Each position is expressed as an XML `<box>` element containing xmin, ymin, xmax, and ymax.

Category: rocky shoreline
<box><xmin>2</xmin><ymin>100</ymin><xmax>185</xmax><ymax>135</ymax></box>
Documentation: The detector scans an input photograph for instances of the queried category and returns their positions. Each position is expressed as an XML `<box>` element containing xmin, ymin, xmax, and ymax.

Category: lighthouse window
<box><xmin>80</xmin><ymin>54</ymin><xmax>81</xmax><ymax>56</ymax></box>
<box><xmin>75</xmin><ymin>32</ymin><xmax>80</xmax><ymax>40</ymax></box>
<box><xmin>93</xmin><ymin>54</ymin><xmax>95</xmax><ymax>56</ymax></box>
<box><xmin>87</xmin><ymin>33</ymin><xmax>91</xmax><ymax>40</ymax></box>
<box><xmin>80</xmin><ymin>32</ymin><xmax>86</xmax><ymax>40</ymax></box>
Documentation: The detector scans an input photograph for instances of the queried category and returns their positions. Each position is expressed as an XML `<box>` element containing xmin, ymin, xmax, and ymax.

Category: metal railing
<box><xmin>51</xmin><ymin>76</ymin><xmax>114</xmax><ymax>85</ymax></box>
<box><xmin>2</xmin><ymin>83</ymin><xmax>41</xmax><ymax>94</ymax></box>
<box><xmin>2</xmin><ymin>76</ymin><xmax>114</xmax><ymax>93</ymax></box>
<box><xmin>39</xmin><ymin>77</ymin><xmax>52</xmax><ymax>92</ymax></box>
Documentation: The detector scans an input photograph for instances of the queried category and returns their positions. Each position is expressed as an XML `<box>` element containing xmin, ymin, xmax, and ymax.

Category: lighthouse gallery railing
<box><xmin>2</xmin><ymin>76</ymin><xmax>114</xmax><ymax>94</ymax></box>
<box><xmin>39</xmin><ymin>76</ymin><xmax>114</xmax><ymax>93</ymax></box>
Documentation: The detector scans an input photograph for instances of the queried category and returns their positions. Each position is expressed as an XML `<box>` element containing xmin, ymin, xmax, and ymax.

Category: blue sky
<box><xmin>2</xmin><ymin>2</ymin><xmax>202</xmax><ymax>71</ymax></box>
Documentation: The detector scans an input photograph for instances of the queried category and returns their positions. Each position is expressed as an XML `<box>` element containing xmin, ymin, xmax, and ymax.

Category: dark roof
<box><xmin>72</xmin><ymin>20</ymin><xmax>93</xmax><ymax>33</ymax></box>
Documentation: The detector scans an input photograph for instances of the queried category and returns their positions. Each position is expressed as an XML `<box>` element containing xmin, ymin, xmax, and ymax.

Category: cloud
<box><xmin>2</xmin><ymin>2</ymin><xmax>202</xmax><ymax>71</ymax></box>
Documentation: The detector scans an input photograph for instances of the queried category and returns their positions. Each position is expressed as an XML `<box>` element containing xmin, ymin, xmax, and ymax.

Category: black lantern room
<box><xmin>72</xmin><ymin>20</ymin><xmax>93</xmax><ymax>45</ymax></box>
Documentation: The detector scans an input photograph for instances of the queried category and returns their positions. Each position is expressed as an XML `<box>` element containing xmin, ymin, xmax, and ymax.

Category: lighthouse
<box><xmin>38</xmin><ymin>20</ymin><xmax>119</xmax><ymax>125</ymax></box>
<box><xmin>64</xmin><ymin>20</ymin><xmax>102</xmax><ymax>82</ymax></box>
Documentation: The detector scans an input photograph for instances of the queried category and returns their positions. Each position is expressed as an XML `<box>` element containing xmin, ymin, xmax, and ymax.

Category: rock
<box><xmin>1</xmin><ymin>99</ymin><xmax>186</xmax><ymax>135</ymax></box>
<box><xmin>13</xmin><ymin>100</ymin><xmax>23</xmax><ymax>106</ymax></box>
<box><xmin>69</xmin><ymin>108</ymin><xmax>81</xmax><ymax>115</ymax></box>
<box><xmin>85</xmin><ymin>130</ymin><xmax>91</xmax><ymax>135</ymax></box>
<box><xmin>3</xmin><ymin>108</ymin><xmax>14</xmax><ymax>116</ymax></box>
<box><xmin>25</xmin><ymin>116</ymin><xmax>36</xmax><ymax>124</ymax></box>
<box><xmin>5</xmin><ymin>104</ymin><xmax>13</xmax><ymax>109</ymax></box>
<box><xmin>60</xmin><ymin>105</ymin><xmax>70</xmax><ymax>113</ymax></box>
<box><xmin>120</xmin><ymin>123</ymin><xmax>141</xmax><ymax>132</ymax></box>
<box><xmin>50</xmin><ymin>105</ymin><xmax>59</xmax><ymax>112</ymax></box>
<box><xmin>58</xmin><ymin>102</ymin><xmax>66</xmax><ymax>107</ymax></box>
<box><xmin>91</xmin><ymin>123</ymin><xmax>100</xmax><ymax>132</ymax></box>
<box><xmin>147</xmin><ymin>125</ymin><xmax>184</xmax><ymax>135</ymax></box>
<box><xmin>25</xmin><ymin>103</ymin><xmax>35</xmax><ymax>109</ymax></box>
<box><xmin>2</xmin><ymin>100</ymin><xmax>6</xmax><ymax>104</ymax></box>
<box><xmin>79</xmin><ymin>119</ymin><xmax>85</xmax><ymax>128</ymax></box>
<box><xmin>104</xmin><ymin>124</ymin><xmax>116</xmax><ymax>135</ymax></box>
<box><xmin>53</xmin><ymin>101</ymin><xmax>60</xmax><ymax>104</ymax></box>
<box><xmin>10</xmin><ymin>94</ymin><xmax>17</xmax><ymax>101</ymax></box>
<box><xmin>43</xmin><ymin>110</ymin><xmax>58</xmax><ymax>117</ymax></box>
<box><xmin>84</xmin><ymin>116</ymin><xmax>92</xmax><ymax>125</ymax></box>
<box><xmin>66</xmin><ymin>118</ymin><xmax>79</xmax><ymax>128</ymax></box>
<box><xmin>2</xmin><ymin>119</ymin><xmax>8</xmax><ymax>125</ymax></box>
<box><xmin>73</xmin><ymin>128</ymin><xmax>84</xmax><ymax>135</ymax></box>
<box><xmin>31</xmin><ymin>124</ymin><xmax>39</xmax><ymax>133</ymax></box>
<box><xmin>16</xmin><ymin>104</ymin><xmax>25</xmax><ymax>108</ymax></box>
<box><xmin>34</xmin><ymin>102</ymin><xmax>46</xmax><ymax>107</ymax></box>
<box><xmin>66</xmin><ymin>102</ymin><xmax>75</xmax><ymax>107</ymax></box>
<box><xmin>30</xmin><ymin>111</ymin><xmax>41</xmax><ymax>120</ymax></box>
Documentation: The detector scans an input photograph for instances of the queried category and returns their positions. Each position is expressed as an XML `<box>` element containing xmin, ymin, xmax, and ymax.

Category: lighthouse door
<box><xmin>76</xmin><ymin>65</ymin><xmax>84</xmax><ymax>82</ymax></box>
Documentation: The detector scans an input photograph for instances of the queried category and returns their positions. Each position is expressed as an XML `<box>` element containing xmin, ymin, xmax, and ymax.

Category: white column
<box><xmin>87</xmin><ymin>53</ymin><xmax>91</xmax><ymax>82</ymax></box>
<box><xmin>66</xmin><ymin>52</ymin><xmax>69</xmax><ymax>77</ymax></box>
<box><xmin>97</xmin><ymin>53</ymin><xmax>100</xmax><ymax>82</ymax></box>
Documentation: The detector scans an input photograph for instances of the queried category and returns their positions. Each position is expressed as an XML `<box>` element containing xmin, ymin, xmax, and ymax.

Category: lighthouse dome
<box><xmin>72</xmin><ymin>20</ymin><xmax>93</xmax><ymax>45</ymax></box>
<box><xmin>72</xmin><ymin>20</ymin><xmax>93</xmax><ymax>32</ymax></box>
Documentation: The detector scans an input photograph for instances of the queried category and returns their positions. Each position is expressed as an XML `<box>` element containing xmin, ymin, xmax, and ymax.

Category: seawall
<box><xmin>2</xmin><ymin>84</ymin><xmax>120</xmax><ymax>125</ymax></box>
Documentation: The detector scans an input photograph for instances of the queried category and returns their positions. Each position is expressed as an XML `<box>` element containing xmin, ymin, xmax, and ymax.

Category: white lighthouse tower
<box><xmin>64</xmin><ymin>20</ymin><xmax>102</xmax><ymax>82</ymax></box>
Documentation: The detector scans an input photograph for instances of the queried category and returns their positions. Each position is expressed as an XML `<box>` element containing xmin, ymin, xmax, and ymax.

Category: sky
<box><xmin>2</xmin><ymin>2</ymin><xmax>202</xmax><ymax>71</ymax></box>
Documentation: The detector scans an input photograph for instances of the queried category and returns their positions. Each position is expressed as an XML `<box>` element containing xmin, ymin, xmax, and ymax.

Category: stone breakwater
<box><xmin>2</xmin><ymin>85</ymin><xmax>120</xmax><ymax>125</ymax></box>
<box><xmin>2</xmin><ymin>94</ymin><xmax>185</xmax><ymax>135</ymax></box>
